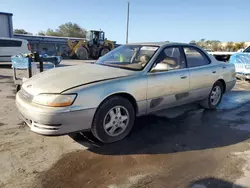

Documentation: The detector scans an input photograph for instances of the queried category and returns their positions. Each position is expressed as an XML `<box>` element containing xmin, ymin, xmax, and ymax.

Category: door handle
<box><xmin>180</xmin><ymin>75</ymin><xmax>187</xmax><ymax>79</ymax></box>
<box><xmin>212</xmin><ymin>70</ymin><xmax>216</xmax><ymax>73</ymax></box>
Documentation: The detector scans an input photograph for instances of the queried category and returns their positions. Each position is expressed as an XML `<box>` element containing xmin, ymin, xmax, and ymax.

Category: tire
<box><xmin>200</xmin><ymin>81</ymin><xmax>224</xmax><ymax>109</ymax></box>
<box><xmin>91</xmin><ymin>96</ymin><xmax>135</xmax><ymax>143</ymax></box>
<box><xmin>75</xmin><ymin>47</ymin><xmax>88</xmax><ymax>60</ymax></box>
<box><xmin>100</xmin><ymin>47</ymin><xmax>110</xmax><ymax>57</ymax></box>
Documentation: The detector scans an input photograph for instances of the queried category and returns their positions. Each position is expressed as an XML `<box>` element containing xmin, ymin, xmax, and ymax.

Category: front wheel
<box><xmin>200</xmin><ymin>81</ymin><xmax>224</xmax><ymax>109</ymax></box>
<box><xmin>100</xmin><ymin>47</ymin><xmax>110</xmax><ymax>57</ymax></box>
<box><xmin>75</xmin><ymin>47</ymin><xmax>88</xmax><ymax>60</ymax></box>
<box><xmin>91</xmin><ymin>96</ymin><xmax>135</xmax><ymax>143</ymax></box>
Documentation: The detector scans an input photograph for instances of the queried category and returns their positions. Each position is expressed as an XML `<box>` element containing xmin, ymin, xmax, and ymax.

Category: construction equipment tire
<box><xmin>75</xmin><ymin>47</ymin><xmax>88</xmax><ymax>60</ymax></box>
<box><xmin>100</xmin><ymin>47</ymin><xmax>110</xmax><ymax>57</ymax></box>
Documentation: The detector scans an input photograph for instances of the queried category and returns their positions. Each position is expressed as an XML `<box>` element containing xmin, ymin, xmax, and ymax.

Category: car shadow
<box><xmin>0</xmin><ymin>75</ymin><xmax>12</xmax><ymax>79</ymax></box>
<box><xmin>188</xmin><ymin>177</ymin><xmax>246</xmax><ymax>188</ymax></box>
<box><xmin>70</xmin><ymin>99</ymin><xmax>250</xmax><ymax>155</ymax></box>
<box><xmin>0</xmin><ymin>64</ymin><xmax>12</xmax><ymax>69</ymax></box>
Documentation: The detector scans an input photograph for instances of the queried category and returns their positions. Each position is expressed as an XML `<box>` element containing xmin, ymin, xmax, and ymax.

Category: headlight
<box><xmin>32</xmin><ymin>94</ymin><xmax>77</xmax><ymax>107</ymax></box>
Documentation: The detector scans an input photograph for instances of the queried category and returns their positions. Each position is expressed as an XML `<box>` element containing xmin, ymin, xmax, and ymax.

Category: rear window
<box><xmin>0</xmin><ymin>39</ymin><xmax>22</xmax><ymax>47</ymax></box>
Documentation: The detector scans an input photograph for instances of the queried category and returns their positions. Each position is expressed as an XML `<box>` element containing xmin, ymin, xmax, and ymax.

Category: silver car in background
<box><xmin>16</xmin><ymin>42</ymin><xmax>236</xmax><ymax>143</ymax></box>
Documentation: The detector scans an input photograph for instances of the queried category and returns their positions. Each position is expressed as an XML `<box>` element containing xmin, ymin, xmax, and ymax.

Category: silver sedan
<box><xmin>16</xmin><ymin>42</ymin><xmax>236</xmax><ymax>143</ymax></box>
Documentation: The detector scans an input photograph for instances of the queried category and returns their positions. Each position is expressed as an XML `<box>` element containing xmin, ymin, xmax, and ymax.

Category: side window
<box><xmin>184</xmin><ymin>47</ymin><xmax>210</xmax><ymax>68</ymax></box>
<box><xmin>99</xmin><ymin>32</ymin><xmax>104</xmax><ymax>41</ymax></box>
<box><xmin>0</xmin><ymin>40</ymin><xmax>22</xmax><ymax>47</ymax></box>
<box><xmin>153</xmin><ymin>47</ymin><xmax>185</xmax><ymax>71</ymax></box>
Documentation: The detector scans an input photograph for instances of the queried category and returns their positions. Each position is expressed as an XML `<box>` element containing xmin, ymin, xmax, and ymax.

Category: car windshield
<box><xmin>96</xmin><ymin>45</ymin><xmax>159</xmax><ymax>71</ymax></box>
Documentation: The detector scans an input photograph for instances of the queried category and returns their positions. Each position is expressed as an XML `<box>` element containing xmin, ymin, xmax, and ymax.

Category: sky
<box><xmin>0</xmin><ymin>0</ymin><xmax>250</xmax><ymax>44</ymax></box>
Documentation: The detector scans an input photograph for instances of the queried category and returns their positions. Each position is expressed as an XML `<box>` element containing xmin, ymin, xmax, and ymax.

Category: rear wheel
<box><xmin>200</xmin><ymin>81</ymin><xmax>224</xmax><ymax>109</ymax></box>
<box><xmin>75</xmin><ymin>47</ymin><xmax>88</xmax><ymax>60</ymax></box>
<box><xmin>91</xmin><ymin>96</ymin><xmax>135</xmax><ymax>143</ymax></box>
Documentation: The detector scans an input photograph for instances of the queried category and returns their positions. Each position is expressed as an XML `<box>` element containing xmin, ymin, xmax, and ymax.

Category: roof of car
<box><xmin>125</xmin><ymin>41</ymin><xmax>195</xmax><ymax>47</ymax></box>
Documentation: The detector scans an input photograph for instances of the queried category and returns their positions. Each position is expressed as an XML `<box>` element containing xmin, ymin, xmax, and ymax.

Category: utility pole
<box><xmin>126</xmin><ymin>1</ymin><xmax>130</xmax><ymax>44</ymax></box>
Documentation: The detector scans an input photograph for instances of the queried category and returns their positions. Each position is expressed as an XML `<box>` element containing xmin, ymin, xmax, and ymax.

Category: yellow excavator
<box><xmin>67</xmin><ymin>30</ymin><xmax>115</xmax><ymax>60</ymax></box>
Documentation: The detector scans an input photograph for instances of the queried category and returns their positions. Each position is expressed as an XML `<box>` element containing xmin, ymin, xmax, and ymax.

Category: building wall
<box><xmin>0</xmin><ymin>12</ymin><xmax>13</xmax><ymax>38</ymax></box>
<box><xmin>14</xmin><ymin>34</ymin><xmax>77</xmax><ymax>57</ymax></box>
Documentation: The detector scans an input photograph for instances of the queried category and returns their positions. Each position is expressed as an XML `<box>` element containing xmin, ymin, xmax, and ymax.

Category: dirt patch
<box><xmin>12</xmin><ymin>89</ymin><xmax>16</xmax><ymax>94</ymax></box>
<box><xmin>35</xmin><ymin>150</ymin><xmax>157</xmax><ymax>188</ymax></box>
<box><xmin>34</xmin><ymin>145</ymin><xmax>244</xmax><ymax>188</ymax></box>
<box><xmin>233</xmin><ymin>148</ymin><xmax>250</xmax><ymax>187</ymax></box>
<box><xmin>0</xmin><ymin>122</ymin><xmax>5</xmax><ymax>126</ymax></box>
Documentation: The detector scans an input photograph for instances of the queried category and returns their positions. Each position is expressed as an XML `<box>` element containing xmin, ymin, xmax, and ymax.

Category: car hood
<box><xmin>22</xmin><ymin>63</ymin><xmax>135</xmax><ymax>95</ymax></box>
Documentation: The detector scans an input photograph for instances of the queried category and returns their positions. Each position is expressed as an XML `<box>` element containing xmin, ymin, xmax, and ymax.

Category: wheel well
<box><xmin>217</xmin><ymin>79</ymin><xmax>226</xmax><ymax>93</ymax></box>
<box><xmin>102</xmin><ymin>93</ymin><xmax>138</xmax><ymax>115</ymax></box>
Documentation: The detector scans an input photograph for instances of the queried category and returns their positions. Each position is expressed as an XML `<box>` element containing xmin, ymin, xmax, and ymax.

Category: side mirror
<box><xmin>151</xmin><ymin>62</ymin><xmax>169</xmax><ymax>72</ymax></box>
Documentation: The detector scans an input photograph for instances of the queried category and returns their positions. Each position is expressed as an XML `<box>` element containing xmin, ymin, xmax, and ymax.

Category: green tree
<box><xmin>234</xmin><ymin>42</ymin><xmax>246</xmax><ymax>51</ymax></box>
<box><xmin>40</xmin><ymin>22</ymin><xmax>86</xmax><ymax>38</ymax></box>
<box><xmin>14</xmin><ymin>29</ymin><xmax>32</xmax><ymax>35</ymax></box>
<box><xmin>57</xmin><ymin>22</ymin><xmax>86</xmax><ymax>38</ymax></box>
<box><xmin>45</xmin><ymin>29</ymin><xmax>61</xmax><ymax>36</ymax></box>
<box><xmin>210</xmin><ymin>40</ymin><xmax>221</xmax><ymax>51</ymax></box>
<box><xmin>225</xmin><ymin>42</ymin><xmax>235</xmax><ymax>52</ymax></box>
<box><xmin>37</xmin><ymin>31</ymin><xmax>46</xmax><ymax>36</ymax></box>
<box><xmin>196</xmin><ymin>39</ymin><xmax>207</xmax><ymax>48</ymax></box>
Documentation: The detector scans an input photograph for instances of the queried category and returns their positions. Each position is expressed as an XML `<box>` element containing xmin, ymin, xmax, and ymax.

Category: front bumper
<box><xmin>16</xmin><ymin>91</ymin><xmax>96</xmax><ymax>135</ymax></box>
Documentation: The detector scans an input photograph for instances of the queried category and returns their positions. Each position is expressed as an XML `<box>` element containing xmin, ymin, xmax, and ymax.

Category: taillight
<box><xmin>27</xmin><ymin>43</ymin><xmax>31</xmax><ymax>51</ymax></box>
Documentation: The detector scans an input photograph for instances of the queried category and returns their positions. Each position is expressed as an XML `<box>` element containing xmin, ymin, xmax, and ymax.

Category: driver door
<box><xmin>147</xmin><ymin>46</ymin><xmax>190</xmax><ymax>113</ymax></box>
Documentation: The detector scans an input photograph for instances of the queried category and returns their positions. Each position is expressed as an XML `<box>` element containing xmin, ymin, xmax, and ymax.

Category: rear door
<box><xmin>0</xmin><ymin>39</ymin><xmax>23</xmax><ymax>61</ymax></box>
<box><xmin>147</xmin><ymin>46</ymin><xmax>190</xmax><ymax>113</ymax></box>
<box><xmin>183</xmin><ymin>46</ymin><xmax>219</xmax><ymax>101</ymax></box>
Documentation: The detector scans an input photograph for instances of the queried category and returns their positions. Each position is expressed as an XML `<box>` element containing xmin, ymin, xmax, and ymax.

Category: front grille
<box><xmin>19</xmin><ymin>88</ymin><xmax>34</xmax><ymax>102</ymax></box>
